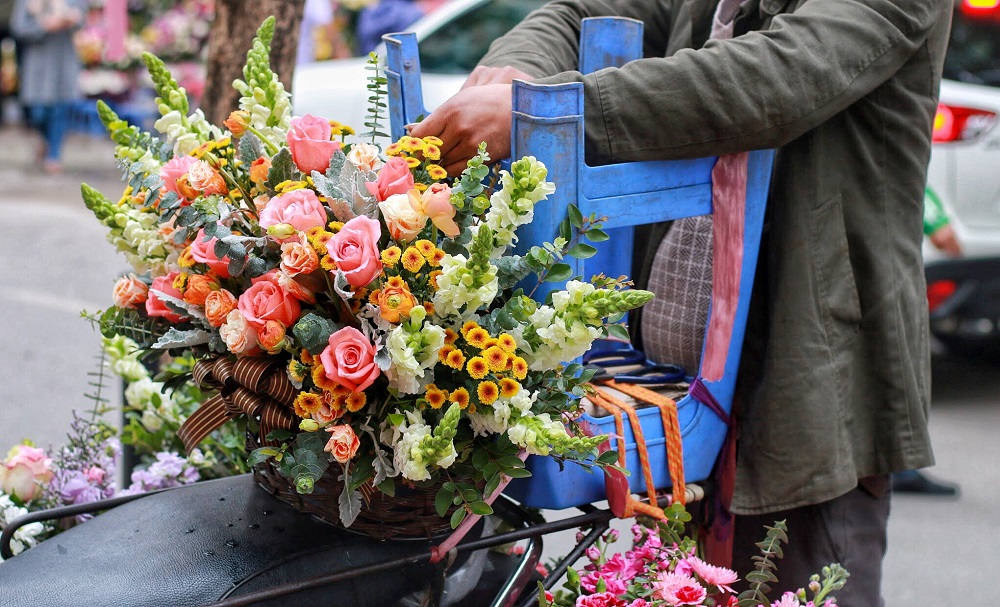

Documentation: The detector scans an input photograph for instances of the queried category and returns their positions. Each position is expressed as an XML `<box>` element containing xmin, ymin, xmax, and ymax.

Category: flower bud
<box><xmin>224</xmin><ymin>110</ymin><xmax>250</xmax><ymax>136</ymax></box>
<box><xmin>299</xmin><ymin>419</ymin><xmax>320</xmax><ymax>432</ymax></box>
<box><xmin>295</xmin><ymin>476</ymin><xmax>315</xmax><ymax>493</ymax></box>
<box><xmin>267</xmin><ymin>223</ymin><xmax>297</xmax><ymax>241</ymax></box>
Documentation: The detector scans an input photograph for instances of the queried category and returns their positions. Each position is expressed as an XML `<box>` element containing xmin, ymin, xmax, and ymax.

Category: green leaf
<box><xmin>544</xmin><ymin>263</ymin><xmax>573</xmax><ymax>283</ymax></box>
<box><xmin>247</xmin><ymin>447</ymin><xmax>280</xmax><ymax>466</ymax></box>
<box><xmin>376</xmin><ymin>477</ymin><xmax>395</xmax><ymax>497</ymax></box>
<box><xmin>292</xmin><ymin>312</ymin><xmax>340</xmax><ymax>355</ymax></box>
<box><xmin>567</xmin><ymin>204</ymin><xmax>584</xmax><ymax>229</ymax></box>
<box><xmin>469</xmin><ymin>501</ymin><xmax>493</xmax><ymax>516</ymax></box>
<box><xmin>567</xmin><ymin>243</ymin><xmax>598</xmax><ymax>259</ymax></box>
<box><xmin>503</xmin><ymin>467</ymin><xmax>532</xmax><ymax>479</ymax></box>
<box><xmin>450</xmin><ymin>507</ymin><xmax>467</xmax><ymax>529</ymax></box>
<box><xmin>606</xmin><ymin>324</ymin><xmax>631</xmax><ymax>341</ymax></box>
<box><xmin>586</xmin><ymin>228</ymin><xmax>610</xmax><ymax>242</ymax></box>
<box><xmin>266</xmin><ymin>429</ymin><xmax>295</xmax><ymax>442</ymax></box>
<box><xmin>239</xmin><ymin>132</ymin><xmax>265</xmax><ymax>165</ymax></box>
<box><xmin>435</xmin><ymin>485</ymin><xmax>454</xmax><ymax>517</ymax></box>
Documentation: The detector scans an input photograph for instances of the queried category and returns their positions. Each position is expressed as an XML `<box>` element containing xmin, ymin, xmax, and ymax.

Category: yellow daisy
<box><xmin>425</xmin><ymin>386</ymin><xmax>448</xmax><ymax>409</ymax></box>
<box><xmin>465</xmin><ymin>327</ymin><xmax>491</xmax><ymax>349</ymax></box>
<box><xmin>345</xmin><ymin>391</ymin><xmax>367</xmax><ymax>412</ymax></box>
<box><xmin>178</xmin><ymin>247</ymin><xmax>196</xmax><ymax>268</ymax></box>
<box><xmin>382</xmin><ymin>246</ymin><xmax>402</xmax><ymax>268</ymax></box>
<box><xmin>500</xmin><ymin>378</ymin><xmax>521</xmax><ymax>399</ymax></box>
<box><xmin>402</xmin><ymin>247</ymin><xmax>426</xmax><ymax>272</ymax></box>
<box><xmin>444</xmin><ymin>327</ymin><xmax>459</xmax><ymax>345</ymax></box>
<box><xmin>450</xmin><ymin>387</ymin><xmax>470</xmax><ymax>409</ymax></box>
<box><xmin>511</xmin><ymin>357</ymin><xmax>529</xmax><ymax>380</ymax></box>
<box><xmin>312</xmin><ymin>365</ymin><xmax>340</xmax><ymax>391</ymax></box>
<box><xmin>404</xmin><ymin>156</ymin><xmax>421</xmax><ymax>169</ymax></box>
<box><xmin>461</xmin><ymin>320</ymin><xmax>480</xmax><ymax>338</ymax></box>
<box><xmin>293</xmin><ymin>391</ymin><xmax>324</xmax><ymax>418</ymax></box>
<box><xmin>422</xmin><ymin>136</ymin><xmax>444</xmax><ymax>147</ymax></box>
<box><xmin>477</xmin><ymin>381</ymin><xmax>500</xmax><ymax>405</ymax></box>
<box><xmin>414</xmin><ymin>239</ymin><xmax>436</xmax><ymax>258</ymax></box>
<box><xmin>385</xmin><ymin>142</ymin><xmax>403</xmax><ymax>156</ymax></box>
<box><xmin>422</xmin><ymin>145</ymin><xmax>442</xmax><ymax>161</ymax></box>
<box><xmin>445</xmin><ymin>348</ymin><xmax>467</xmax><ymax>370</ymax></box>
<box><xmin>483</xmin><ymin>346</ymin><xmax>509</xmax><ymax>373</ymax></box>
<box><xmin>320</xmin><ymin>254</ymin><xmax>338</xmax><ymax>271</ymax></box>
<box><xmin>426</xmin><ymin>164</ymin><xmax>447</xmax><ymax>180</ymax></box>
<box><xmin>466</xmin><ymin>356</ymin><xmax>489</xmax><ymax>380</ymax></box>
<box><xmin>288</xmin><ymin>359</ymin><xmax>310</xmax><ymax>384</ymax></box>
<box><xmin>497</xmin><ymin>333</ymin><xmax>518</xmax><ymax>353</ymax></box>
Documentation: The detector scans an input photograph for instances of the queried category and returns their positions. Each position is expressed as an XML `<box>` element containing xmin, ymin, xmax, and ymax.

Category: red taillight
<box><xmin>960</xmin><ymin>0</ymin><xmax>1000</xmax><ymax>16</ymax></box>
<box><xmin>932</xmin><ymin>103</ymin><xmax>998</xmax><ymax>142</ymax></box>
<box><xmin>927</xmin><ymin>279</ymin><xmax>958</xmax><ymax>312</ymax></box>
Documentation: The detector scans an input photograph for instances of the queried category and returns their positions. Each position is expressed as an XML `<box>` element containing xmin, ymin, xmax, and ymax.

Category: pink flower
<box><xmin>348</xmin><ymin>142</ymin><xmax>383</xmax><ymax>172</ymax></box>
<box><xmin>771</xmin><ymin>593</ymin><xmax>803</xmax><ymax>607</ymax></box>
<box><xmin>365</xmin><ymin>156</ymin><xmax>414</xmax><ymax>201</ymax></box>
<box><xmin>237</xmin><ymin>275</ymin><xmax>302</xmax><ymax>332</ymax></box>
<box><xmin>160</xmin><ymin>155</ymin><xmax>197</xmax><ymax>200</ymax></box>
<box><xmin>324</xmin><ymin>425</ymin><xmax>361</xmax><ymax>463</ymax></box>
<box><xmin>112</xmin><ymin>273</ymin><xmax>149</xmax><ymax>309</ymax></box>
<box><xmin>189</xmin><ymin>228</ymin><xmax>233</xmax><ymax>278</ymax></box>
<box><xmin>685</xmin><ymin>555</ymin><xmax>738</xmax><ymax>593</ymax></box>
<box><xmin>0</xmin><ymin>446</ymin><xmax>53</xmax><ymax>503</ymax></box>
<box><xmin>576</xmin><ymin>592</ymin><xmax>627</xmax><ymax>607</ymax></box>
<box><xmin>187</xmin><ymin>160</ymin><xmax>228</xmax><ymax>196</ymax></box>
<box><xmin>85</xmin><ymin>466</ymin><xmax>106</xmax><ymax>483</ymax></box>
<box><xmin>416</xmin><ymin>183</ymin><xmax>460</xmax><ymax>237</ymax></box>
<box><xmin>219</xmin><ymin>309</ymin><xmax>259</xmax><ymax>355</ymax></box>
<box><xmin>580</xmin><ymin>555</ymin><xmax>635</xmax><ymax>596</ymax></box>
<box><xmin>287</xmin><ymin>114</ymin><xmax>342</xmax><ymax>175</ymax></box>
<box><xmin>259</xmin><ymin>189</ymin><xmax>328</xmax><ymax>241</ymax></box>
<box><xmin>327</xmin><ymin>215</ymin><xmax>383</xmax><ymax>288</ymax></box>
<box><xmin>627</xmin><ymin>601</ymin><xmax>650</xmax><ymax>607</ymax></box>
<box><xmin>146</xmin><ymin>271</ymin><xmax>186</xmax><ymax>323</ymax></box>
<box><xmin>319</xmin><ymin>326</ymin><xmax>381</xmax><ymax>392</ymax></box>
<box><xmin>653</xmin><ymin>572</ymin><xmax>707</xmax><ymax>606</ymax></box>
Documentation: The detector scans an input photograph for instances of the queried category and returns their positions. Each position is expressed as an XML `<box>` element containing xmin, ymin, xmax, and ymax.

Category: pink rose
<box><xmin>1</xmin><ymin>446</ymin><xmax>53</xmax><ymax>503</ymax></box>
<box><xmin>417</xmin><ymin>183</ymin><xmax>460</xmax><ymax>237</ymax></box>
<box><xmin>189</xmin><ymin>228</ymin><xmax>233</xmax><ymax>278</ymax></box>
<box><xmin>259</xmin><ymin>189</ymin><xmax>328</xmax><ymax>241</ymax></box>
<box><xmin>326</xmin><ymin>215</ymin><xmax>383</xmax><ymax>288</ymax></box>
<box><xmin>287</xmin><ymin>114</ymin><xmax>342</xmax><ymax>175</ymax></box>
<box><xmin>365</xmin><ymin>156</ymin><xmax>414</xmax><ymax>201</ymax></box>
<box><xmin>160</xmin><ymin>155</ymin><xmax>197</xmax><ymax>201</ymax></box>
<box><xmin>319</xmin><ymin>326</ymin><xmax>381</xmax><ymax>392</ymax></box>
<box><xmin>146</xmin><ymin>271</ymin><xmax>186</xmax><ymax>323</ymax></box>
<box><xmin>113</xmin><ymin>273</ymin><xmax>149</xmax><ymax>309</ymax></box>
<box><xmin>219</xmin><ymin>309</ymin><xmax>259</xmax><ymax>355</ymax></box>
<box><xmin>237</xmin><ymin>275</ymin><xmax>302</xmax><ymax>332</ymax></box>
<box><xmin>324</xmin><ymin>424</ymin><xmax>361</xmax><ymax>463</ymax></box>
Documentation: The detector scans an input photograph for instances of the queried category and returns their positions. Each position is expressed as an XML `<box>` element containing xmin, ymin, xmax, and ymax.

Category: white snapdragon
<box><xmin>384</xmin><ymin>310</ymin><xmax>446</xmax><ymax>394</ymax></box>
<box><xmin>482</xmin><ymin>156</ymin><xmax>555</xmax><ymax>255</ymax></box>
<box><xmin>0</xmin><ymin>494</ymin><xmax>46</xmax><ymax>558</ymax></box>
<box><xmin>467</xmin><ymin>388</ymin><xmax>537</xmax><ymax>437</ymax></box>
<box><xmin>432</xmin><ymin>254</ymin><xmax>499</xmax><ymax>318</ymax></box>
<box><xmin>391</xmin><ymin>410</ymin><xmax>433</xmax><ymax>481</ymax></box>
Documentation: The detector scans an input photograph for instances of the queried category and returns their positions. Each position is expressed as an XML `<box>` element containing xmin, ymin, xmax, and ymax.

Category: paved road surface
<box><xmin>0</xmin><ymin>126</ymin><xmax>996</xmax><ymax>605</ymax></box>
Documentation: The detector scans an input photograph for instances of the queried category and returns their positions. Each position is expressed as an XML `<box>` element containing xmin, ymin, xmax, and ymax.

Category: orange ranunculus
<box><xmin>204</xmin><ymin>288</ymin><xmax>238</xmax><ymax>327</ymax></box>
<box><xmin>250</xmin><ymin>156</ymin><xmax>272</xmax><ymax>184</ymax></box>
<box><xmin>376</xmin><ymin>279</ymin><xmax>417</xmax><ymax>323</ymax></box>
<box><xmin>112</xmin><ymin>273</ymin><xmax>149</xmax><ymax>309</ymax></box>
<box><xmin>258</xmin><ymin>319</ymin><xmax>287</xmax><ymax>352</ymax></box>
<box><xmin>324</xmin><ymin>424</ymin><xmax>360</xmax><ymax>464</ymax></box>
<box><xmin>182</xmin><ymin>273</ymin><xmax>220</xmax><ymax>306</ymax></box>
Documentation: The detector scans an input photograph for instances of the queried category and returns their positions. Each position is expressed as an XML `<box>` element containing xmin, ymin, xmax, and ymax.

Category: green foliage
<box><xmin>292</xmin><ymin>313</ymin><xmax>340</xmax><ymax>355</ymax></box>
<box><xmin>360</xmin><ymin>53</ymin><xmax>389</xmax><ymax>142</ymax></box>
<box><xmin>738</xmin><ymin>520</ymin><xmax>789</xmax><ymax>606</ymax></box>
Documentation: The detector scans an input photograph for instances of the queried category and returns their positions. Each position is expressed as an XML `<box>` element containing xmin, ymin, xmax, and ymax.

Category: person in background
<box><xmin>355</xmin><ymin>0</ymin><xmax>424</xmax><ymax>55</ymax></box>
<box><xmin>297</xmin><ymin>0</ymin><xmax>335</xmax><ymax>65</ymax></box>
<box><xmin>10</xmin><ymin>0</ymin><xmax>85</xmax><ymax>174</ymax></box>
<box><xmin>410</xmin><ymin>0</ymin><xmax>950</xmax><ymax>603</ymax></box>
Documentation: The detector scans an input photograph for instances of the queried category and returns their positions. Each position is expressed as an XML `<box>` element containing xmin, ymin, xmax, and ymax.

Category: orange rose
<box><xmin>250</xmin><ymin>156</ymin><xmax>271</xmax><ymax>184</ymax></box>
<box><xmin>376</xmin><ymin>280</ymin><xmax>417</xmax><ymax>323</ymax></box>
<box><xmin>174</xmin><ymin>174</ymin><xmax>200</xmax><ymax>201</ymax></box>
<box><xmin>324</xmin><ymin>424</ymin><xmax>360</xmax><ymax>464</ymax></box>
<box><xmin>280</xmin><ymin>239</ymin><xmax>320</xmax><ymax>276</ymax></box>
<box><xmin>204</xmin><ymin>288</ymin><xmax>238</xmax><ymax>327</ymax></box>
<box><xmin>182</xmin><ymin>274</ymin><xmax>219</xmax><ymax>306</ymax></box>
<box><xmin>112</xmin><ymin>273</ymin><xmax>148</xmax><ymax>309</ymax></box>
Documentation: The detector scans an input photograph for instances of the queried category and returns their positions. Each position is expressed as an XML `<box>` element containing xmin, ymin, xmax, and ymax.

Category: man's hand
<box><xmin>462</xmin><ymin>66</ymin><xmax>534</xmax><ymax>89</ymax></box>
<box><xmin>408</xmin><ymin>83</ymin><xmax>516</xmax><ymax>176</ymax></box>
<box><xmin>929</xmin><ymin>223</ymin><xmax>963</xmax><ymax>258</ymax></box>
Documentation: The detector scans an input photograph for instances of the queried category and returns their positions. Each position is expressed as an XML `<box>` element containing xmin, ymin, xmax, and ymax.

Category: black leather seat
<box><xmin>0</xmin><ymin>474</ymin><xmax>490</xmax><ymax>606</ymax></box>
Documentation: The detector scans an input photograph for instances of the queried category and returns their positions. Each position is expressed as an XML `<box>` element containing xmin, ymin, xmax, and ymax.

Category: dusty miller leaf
<box><xmin>338</xmin><ymin>464</ymin><xmax>363</xmax><ymax>527</ymax></box>
<box><xmin>153</xmin><ymin>327</ymin><xmax>213</xmax><ymax>349</ymax></box>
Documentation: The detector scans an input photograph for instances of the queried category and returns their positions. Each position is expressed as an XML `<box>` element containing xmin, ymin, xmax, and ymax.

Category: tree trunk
<box><xmin>201</xmin><ymin>0</ymin><xmax>306</xmax><ymax>125</ymax></box>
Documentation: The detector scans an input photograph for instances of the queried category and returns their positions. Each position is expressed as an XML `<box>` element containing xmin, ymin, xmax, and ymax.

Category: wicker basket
<box><xmin>184</xmin><ymin>354</ymin><xmax>458</xmax><ymax>540</ymax></box>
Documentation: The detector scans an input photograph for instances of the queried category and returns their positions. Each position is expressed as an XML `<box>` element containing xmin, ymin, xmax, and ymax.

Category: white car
<box><xmin>924</xmin><ymin>0</ymin><xmax>1000</xmax><ymax>352</ymax></box>
<box><xmin>292</xmin><ymin>0</ymin><xmax>544</xmax><ymax>132</ymax></box>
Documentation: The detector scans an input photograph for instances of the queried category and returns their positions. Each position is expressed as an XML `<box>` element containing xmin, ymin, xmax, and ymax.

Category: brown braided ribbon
<box><xmin>178</xmin><ymin>356</ymin><xmax>298</xmax><ymax>453</ymax></box>
<box><xmin>586</xmin><ymin>379</ymin><xmax>687</xmax><ymax>520</ymax></box>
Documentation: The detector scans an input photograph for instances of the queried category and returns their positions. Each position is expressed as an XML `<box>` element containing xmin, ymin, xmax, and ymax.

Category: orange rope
<box><xmin>586</xmin><ymin>380</ymin><xmax>687</xmax><ymax>520</ymax></box>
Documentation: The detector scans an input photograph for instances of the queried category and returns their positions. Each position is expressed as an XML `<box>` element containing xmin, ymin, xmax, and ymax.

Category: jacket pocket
<box><xmin>811</xmin><ymin>194</ymin><xmax>862</xmax><ymax>344</ymax></box>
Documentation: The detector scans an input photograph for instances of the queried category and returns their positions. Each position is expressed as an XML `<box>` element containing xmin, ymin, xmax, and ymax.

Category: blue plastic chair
<box><xmin>384</xmin><ymin>18</ymin><xmax>774</xmax><ymax>509</ymax></box>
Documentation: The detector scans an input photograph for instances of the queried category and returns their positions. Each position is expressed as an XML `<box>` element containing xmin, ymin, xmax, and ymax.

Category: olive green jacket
<box><xmin>480</xmin><ymin>0</ymin><xmax>949</xmax><ymax>514</ymax></box>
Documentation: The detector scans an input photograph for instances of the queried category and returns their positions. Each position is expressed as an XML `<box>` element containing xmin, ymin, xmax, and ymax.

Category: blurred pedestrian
<box><xmin>297</xmin><ymin>0</ymin><xmax>335</xmax><ymax>65</ymax></box>
<box><xmin>411</xmin><ymin>0</ymin><xmax>951</xmax><ymax>604</ymax></box>
<box><xmin>355</xmin><ymin>0</ymin><xmax>423</xmax><ymax>55</ymax></box>
<box><xmin>10</xmin><ymin>0</ymin><xmax>85</xmax><ymax>174</ymax></box>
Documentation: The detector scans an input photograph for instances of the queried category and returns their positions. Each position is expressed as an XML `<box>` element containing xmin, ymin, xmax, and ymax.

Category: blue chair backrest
<box><xmin>384</xmin><ymin>19</ymin><xmax>774</xmax><ymax>490</ymax></box>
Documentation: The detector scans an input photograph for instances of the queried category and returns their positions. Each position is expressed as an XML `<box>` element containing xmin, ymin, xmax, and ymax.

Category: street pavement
<box><xmin>0</xmin><ymin>124</ymin><xmax>997</xmax><ymax>605</ymax></box>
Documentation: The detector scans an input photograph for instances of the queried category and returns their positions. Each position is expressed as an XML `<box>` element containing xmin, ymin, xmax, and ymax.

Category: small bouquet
<box><xmin>83</xmin><ymin>17</ymin><xmax>651</xmax><ymax>532</ymax></box>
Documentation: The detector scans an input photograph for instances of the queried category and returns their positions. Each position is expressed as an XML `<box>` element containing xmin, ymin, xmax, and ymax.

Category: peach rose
<box><xmin>364</xmin><ymin>156</ymin><xmax>414</xmax><ymax>201</ymax></box>
<box><xmin>189</xmin><ymin>228</ymin><xmax>233</xmax><ymax>278</ymax></box>
<box><xmin>250</xmin><ymin>156</ymin><xmax>272</xmax><ymax>184</ymax></box>
<box><xmin>280</xmin><ymin>238</ymin><xmax>320</xmax><ymax>276</ymax></box>
<box><xmin>205</xmin><ymin>289</ymin><xmax>238</xmax><ymax>327</ymax></box>
<box><xmin>347</xmin><ymin>142</ymin><xmax>383</xmax><ymax>172</ymax></box>
<box><xmin>187</xmin><ymin>160</ymin><xmax>228</xmax><ymax>196</ymax></box>
<box><xmin>324</xmin><ymin>424</ymin><xmax>360</xmax><ymax>464</ymax></box>
<box><xmin>219</xmin><ymin>309</ymin><xmax>259</xmax><ymax>355</ymax></box>
<box><xmin>146</xmin><ymin>271</ymin><xmax>186</xmax><ymax>323</ymax></box>
<box><xmin>276</xmin><ymin>270</ymin><xmax>317</xmax><ymax>304</ymax></box>
<box><xmin>182</xmin><ymin>273</ymin><xmax>219</xmax><ymax>306</ymax></box>
<box><xmin>237</xmin><ymin>275</ymin><xmax>302</xmax><ymax>332</ymax></box>
<box><xmin>319</xmin><ymin>326</ymin><xmax>381</xmax><ymax>392</ymax></box>
<box><xmin>160</xmin><ymin>155</ymin><xmax>197</xmax><ymax>201</ymax></box>
<box><xmin>113</xmin><ymin>273</ymin><xmax>149</xmax><ymax>309</ymax></box>
<box><xmin>326</xmin><ymin>215</ymin><xmax>383</xmax><ymax>288</ymax></box>
<box><xmin>287</xmin><ymin>114</ymin><xmax>342</xmax><ymax>175</ymax></box>
<box><xmin>378</xmin><ymin>190</ymin><xmax>426</xmax><ymax>242</ymax></box>
<box><xmin>0</xmin><ymin>445</ymin><xmax>53</xmax><ymax>503</ymax></box>
<box><xmin>376</xmin><ymin>280</ymin><xmax>417</xmax><ymax>323</ymax></box>
<box><xmin>259</xmin><ymin>189</ymin><xmax>328</xmax><ymax>241</ymax></box>
<box><xmin>258</xmin><ymin>320</ymin><xmax>287</xmax><ymax>352</ymax></box>
<box><xmin>417</xmin><ymin>183</ymin><xmax>460</xmax><ymax>237</ymax></box>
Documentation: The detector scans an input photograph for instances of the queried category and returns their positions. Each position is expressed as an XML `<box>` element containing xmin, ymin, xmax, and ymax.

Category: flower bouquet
<box><xmin>83</xmin><ymin>17</ymin><xmax>652</xmax><ymax>538</ymax></box>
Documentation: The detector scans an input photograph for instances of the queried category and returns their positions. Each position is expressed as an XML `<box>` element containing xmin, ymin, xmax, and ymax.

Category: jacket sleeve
<box><xmin>486</xmin><ymin>0</ymin><xmax>947</xmax><ymax>162</ymax></box>
<box><xmin>10</xmin><ymin>0</ymin><xmax>45</xmax><ymax>42</ymax></box>
<box><xmin>477</xmin><ymin>0</ymin><xmax>675</xmax><ymax>78</ymax></box>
